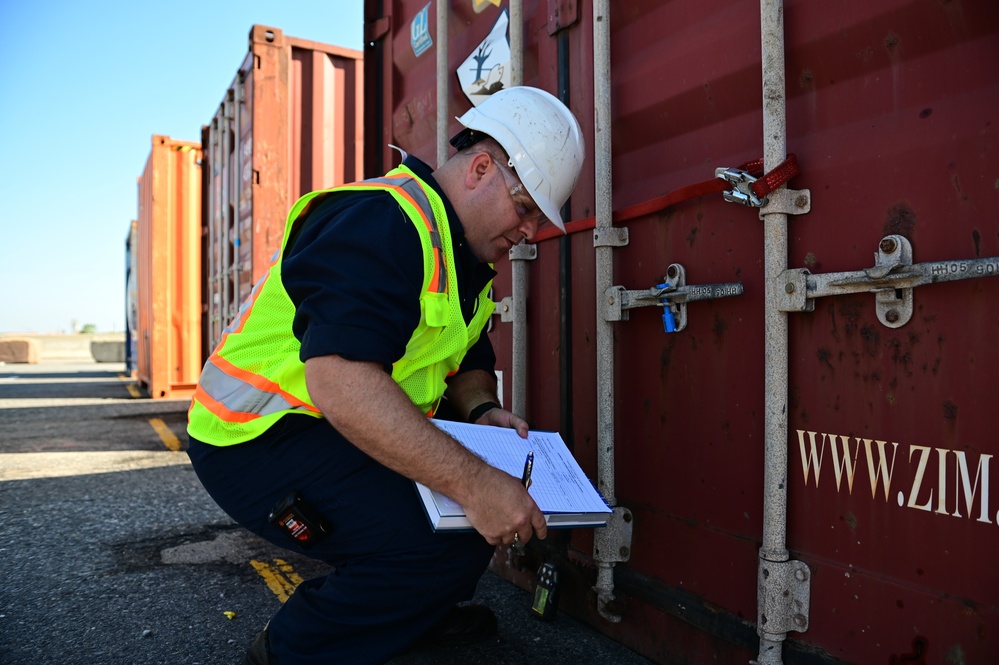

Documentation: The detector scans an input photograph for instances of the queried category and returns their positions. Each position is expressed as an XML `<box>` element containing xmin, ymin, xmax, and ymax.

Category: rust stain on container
<box><xmin>135</xmin><ymin>136</ymin><xmax>202</xmax><ymax>399</ymax></box>
<box><xmin>885</xmin><ymin>202</ymin><xmax>917</xmax><ymax>238</ymax></box>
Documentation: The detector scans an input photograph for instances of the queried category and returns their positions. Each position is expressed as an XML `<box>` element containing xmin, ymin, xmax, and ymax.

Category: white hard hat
<box><xmin>452</xmin><ymin>87</ymin><xmax>585</xmax><ymax>232</ymax></box>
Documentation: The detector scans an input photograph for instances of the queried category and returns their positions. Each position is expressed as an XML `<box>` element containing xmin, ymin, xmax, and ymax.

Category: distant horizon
<box><xmin>2</xmin><ymin>318</ymin><xmax>127</xmax><ymax>336</ymax></box>
<box><xmin>0</xmin><ymin>329</ymin><xmax>125</xmax><ymax>337</ymax></box>
<box><xmin>1</xmin><ymin>326</ymin><xmax>126</xmax><ymax>336</ymax></box>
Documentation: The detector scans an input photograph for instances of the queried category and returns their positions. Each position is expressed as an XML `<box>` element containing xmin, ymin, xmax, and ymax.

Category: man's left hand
<box><xmin>472</xmin><ymin>405</ymin><xmax>529</xmax><ymax>439</ymax></box>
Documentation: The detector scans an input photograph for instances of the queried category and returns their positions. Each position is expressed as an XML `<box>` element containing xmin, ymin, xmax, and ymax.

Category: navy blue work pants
<box><xmin>187</xmin><ymin>414</ymin><xmax>495</xmax><ymax>664</ymax></box>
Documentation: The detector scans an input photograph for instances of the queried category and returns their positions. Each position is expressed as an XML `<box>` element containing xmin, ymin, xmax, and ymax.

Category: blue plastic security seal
<box><xmin>657</xmin><ymin>283</ymin><xmax>677</xmax><ymax>333</ymax></box>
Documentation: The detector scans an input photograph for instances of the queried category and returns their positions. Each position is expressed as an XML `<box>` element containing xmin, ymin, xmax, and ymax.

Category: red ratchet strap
<box><xmin>534</xmin><ymin>154</ymin><xmax>799</xmax><ymax>243</ymax></box>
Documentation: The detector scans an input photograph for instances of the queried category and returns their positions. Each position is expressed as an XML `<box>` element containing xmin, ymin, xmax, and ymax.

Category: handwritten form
<box><xmin>430</xmin><ymin>420</ymin><xmax>611</xmax><ymax>517</ymax></box>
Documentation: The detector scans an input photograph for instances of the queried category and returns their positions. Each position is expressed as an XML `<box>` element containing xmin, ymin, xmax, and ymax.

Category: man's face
<box><xmin>464</xmin><ymin>156</ymin><xmax>547</xmax><ymax>264</ymax></box>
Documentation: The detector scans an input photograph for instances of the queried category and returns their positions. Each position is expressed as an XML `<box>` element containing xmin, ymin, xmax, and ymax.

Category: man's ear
<box><xmin>465</xmin><ymin>151</ymin><xmax>493</xmax><ymax>189</ymax></box>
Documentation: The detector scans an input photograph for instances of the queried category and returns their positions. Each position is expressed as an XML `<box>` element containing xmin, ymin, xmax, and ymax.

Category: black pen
<box><xmin>521</xmin><ymin>451</ymin><xmax>534</xmax><ymax>489</ymax></box>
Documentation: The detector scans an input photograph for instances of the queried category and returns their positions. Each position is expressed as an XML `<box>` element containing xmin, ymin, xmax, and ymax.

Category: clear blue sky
<box><xmin>0</xmin><ymin>1</ymin><xmax>364</xmax><ymax>334</ymax></box>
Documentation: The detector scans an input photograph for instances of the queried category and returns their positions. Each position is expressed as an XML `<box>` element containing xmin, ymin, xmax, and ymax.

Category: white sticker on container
<box><xmin>457</xmin><ymin>8</ymin><xmax>510</xmax><ymax>107</ymax></box>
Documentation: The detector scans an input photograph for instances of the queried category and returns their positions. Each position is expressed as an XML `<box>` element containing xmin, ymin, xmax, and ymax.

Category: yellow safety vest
<box><xmin>187</xmin><ymin>166</ymin><xmax>495</xmax><ymax>446</ymax></box>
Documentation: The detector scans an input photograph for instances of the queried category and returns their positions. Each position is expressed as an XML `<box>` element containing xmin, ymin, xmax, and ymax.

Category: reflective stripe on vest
<box><xmin>192</xmin><ymin>269</ymin><xmax>323</xmax><ymax>424</ymax></box>
<box><xmin>344</xmin><ymin>173</ymin><xmax>446</xmax><ymax>294</ymax></box>
<box><xmin>193</xmin><ymin>355</ymin><xmax>321</xmax><ymax>423</ymax></box>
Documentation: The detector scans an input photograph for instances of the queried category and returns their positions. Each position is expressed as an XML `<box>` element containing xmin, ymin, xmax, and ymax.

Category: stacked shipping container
<box><xmin>135</xmin><ymin>136</ymin><xmax>202</xmax><ymax>399</ymax></box>
<box><xmin>201</xmin><ymin>25</ymin><xmax>363</xmax><ymax>357</ymax></box>
<box><xmin>134</xmin><ymin>25</ymin><xmax>363</xmax><ymax>397</ymax></box>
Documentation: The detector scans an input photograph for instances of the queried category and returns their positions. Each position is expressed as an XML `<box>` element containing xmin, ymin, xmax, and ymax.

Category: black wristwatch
<box><xmin>467</xmin><ymin>401</ymin><xmax>501</xmax><ymax>423</ymax></box>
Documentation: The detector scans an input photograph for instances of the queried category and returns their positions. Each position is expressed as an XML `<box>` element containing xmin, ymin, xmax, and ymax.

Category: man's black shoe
<box><xmin>242</xmin><ymin>623</ymin><xmax>271</xmax><ymax>665</ymax></box>
<box><xmin>412</xmin><ymin>604</ymin><xmax>498</xmax><ymax>649</ymax></box>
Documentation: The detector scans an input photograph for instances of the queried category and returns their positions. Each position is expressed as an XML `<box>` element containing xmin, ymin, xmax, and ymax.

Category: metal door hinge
<box><xmin>777</xmin><ymin>235</ymin><xmax>999</xmax><ymax>328</ymax></box>
<box><xmin>760</xmin><ymin>188</ymin><xmax>811</xmax><ymax>217</ymax></box>
<box><xmin>758</xmin><ymin>558</ymin><xmax>811</xmax><ymax>639</ymax></box>
<box><xmin>498</xmin><ymin>296</ymin><xmax>515</xmax><ymax>323</ymax></box>
<box><xmin>508</xmin><ymin>243</ymin><xmax>538</xmax><ymax>261</ymax></box>
<box><xmin>547</xmin><ymin>0</ymin><xmax>580</xmax><ymax>35</ymax></box>
<box><xmin>593</xmin><ymin>227</ymin><xmax>629</xmax><ymax>248</ymax></box>
<box><xmin>604</xmin><ymin>264</ymin><xmax>744</xmax><ymax>331</ymax></box>
<box><xmin>593</xmin><ymin>506</ymin><xmax>634</xmax><ymax>564</ymax></box>
<box><xmin>365</xmin><ymin>16</ymin><xmax>392</xmax><ymax>43</ymax></box>
<box><xmin>496</xmin><ymin>246</ymin><xmax>537</xmax><ymax>324</ymax></box>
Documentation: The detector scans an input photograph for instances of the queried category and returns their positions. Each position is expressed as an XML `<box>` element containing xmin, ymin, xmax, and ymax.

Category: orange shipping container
<box><xmin>202</xmin><ymin>25</ymin><xmax>364</xmax><ymax>356</ymax></box>
<box><xmin>136</xmin><ymin>135</ymin><xmax>202</xmax><ymax>399</ymax></box>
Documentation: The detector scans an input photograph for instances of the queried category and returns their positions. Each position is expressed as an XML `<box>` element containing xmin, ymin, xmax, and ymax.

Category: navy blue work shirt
<box><xmin>282</xmin><ymin>155</ymin><xmax>497</xmax><ymax>377</ymax></box>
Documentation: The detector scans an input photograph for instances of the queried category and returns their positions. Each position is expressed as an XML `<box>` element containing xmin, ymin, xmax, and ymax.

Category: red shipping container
<box><xmin>136</xmin><ymin>136</ymin><xmax>202</xmax><ymax>399</ymax></box>
<box><xmin>363</xmin><ymin>1</ymin><xmax>999</xmax><ymax>664</ymax></box>
<box><xmin>202</xmin><ymin>25</ymin><xmax>363</xmax><ymax>356</ymax></box>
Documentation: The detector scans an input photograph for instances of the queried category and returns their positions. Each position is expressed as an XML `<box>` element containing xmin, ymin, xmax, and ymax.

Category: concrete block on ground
<box><xmin>91</xmin><ymin>340</ymin><xmax>126</xmax><ymax>363</ymax></box>
<box><xmin>0</xmin><ymin>338</ymin><xmax>40</xmax><ymax>364</ymax></box>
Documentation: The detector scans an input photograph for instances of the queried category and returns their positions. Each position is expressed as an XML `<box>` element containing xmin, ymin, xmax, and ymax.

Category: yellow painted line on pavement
<box><xmin>250</xmin><ymin>559</ymin><xmax>304</xmax><ymax>603</ymax></box>
<box><xmin>148</xmin><ymin>418</ymin><xmax>182</xmax><ymax>452</ymax></box>
<box><xmin>117</xmin><ymin>373</ymin><xmax>141</xmax><ymax>398</ymax></box>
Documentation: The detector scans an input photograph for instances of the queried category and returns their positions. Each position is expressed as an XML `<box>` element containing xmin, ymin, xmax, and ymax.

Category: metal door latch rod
<box><xmin>496</xmin><ymin>243</ymin><xmax>539</xmax><ymax>323</ymax></box>
<box><xmin>777</xmin><ymin>235</ymin><xmax>999</xmax><ymax>328</ymax></box>
<box><xmin>604</xmin><ymin>264</ymin><xmax>744</xmax><ymax>332</ymax></box>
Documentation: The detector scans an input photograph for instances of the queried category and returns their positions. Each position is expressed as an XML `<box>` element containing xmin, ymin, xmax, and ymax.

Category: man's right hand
<box><xmin>458</xmin><ymin>465</ymin><xmax>548</xmax><ymax>547</ymax></box>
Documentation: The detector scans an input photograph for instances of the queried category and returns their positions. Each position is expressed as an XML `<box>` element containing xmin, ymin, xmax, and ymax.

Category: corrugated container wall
<box><xmin>202</xmin><ymin>25</ymin><xmax>363</xmax><ymax>356</ymax></box>
<box><xmin>136</xmin><ymin>136</ymin><xmax>202</xmax><ymax>399</ymax></box>
<box><xmin>364</xmin><ymin>1</ymin><xmax>998</xmax><ymax>664</ymax></box>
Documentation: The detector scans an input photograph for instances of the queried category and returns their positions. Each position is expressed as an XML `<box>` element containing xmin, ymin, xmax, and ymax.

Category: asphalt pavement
<box><xmin>0</xmin><ymin>360</ymin><xmax>655</xmax><ymax>665</ymax></box>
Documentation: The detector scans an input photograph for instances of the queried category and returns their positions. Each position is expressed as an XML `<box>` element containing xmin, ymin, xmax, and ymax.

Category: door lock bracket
<box><xmin>605</xmin><ymin>264</ymin><xmax>744</xmax><ymax>332</ymax></box>
<box><xmin>777</xmin><ymin>235</ymin><xmax>999</xmax><ymax>328</ymax></box>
